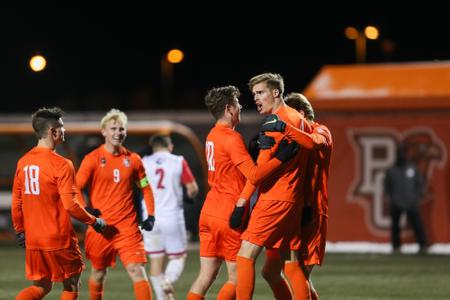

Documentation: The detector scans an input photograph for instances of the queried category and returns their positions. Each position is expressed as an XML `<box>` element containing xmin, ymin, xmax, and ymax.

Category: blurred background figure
<box><xmin>141</xmin><ymin>134</ymin><xmax>199</xmax><ymax>300</ymax></box>
<box><xmin>384</xmin><ymin>145</ymin><xmax>428</xmax><ymax>254</ymax></box>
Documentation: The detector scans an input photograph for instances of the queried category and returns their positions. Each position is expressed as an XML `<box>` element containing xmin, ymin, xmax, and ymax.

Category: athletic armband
<box><xmin>140</xmin><ymin>176</ymin><xmax>149</xmax><ymax>188</ymax></box>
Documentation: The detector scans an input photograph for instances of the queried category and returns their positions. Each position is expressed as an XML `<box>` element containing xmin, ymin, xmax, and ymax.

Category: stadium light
<box><xmin>166</xmin><ymin>49</ymin><xmax>184</xmax><ymax>64</ymax></box>
<box><xmin>29</xmin><ymin>55</ymin><xmax>47</xmax><ymax>72</ymax></box>
<box><xmin>345</xmin><ymin>26</ymin><xmax>379</xmax><ymax>63</ymax></box>
<box><xmin>161</xmin><ymin>48</ymin><xmax>185</xmax><ymax>103</ymax></box>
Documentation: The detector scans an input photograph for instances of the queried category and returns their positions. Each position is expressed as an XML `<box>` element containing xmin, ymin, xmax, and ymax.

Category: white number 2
<box><xmin>113</xmin><ymin>168</ymin><xmax>120</xmax><ymax>182</ymax></box>
<box><xmin>206</xmin><ymin>141</ymin><xmax>215</xmax><ymax>171</ymax></box>
<box><xmin>23</xmin><ymin>165</ymin><xmax>40</xmax><ymax>195</ymax></box>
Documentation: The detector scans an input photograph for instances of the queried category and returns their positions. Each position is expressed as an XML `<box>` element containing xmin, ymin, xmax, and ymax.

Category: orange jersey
<box><xmin>202</xmin><ymin>123</ymin><xmax>282</xmax><ymax>221</ymax></box>
<box><xmin>76</xmin><ymin>145</ymin><xmax>154</xmax><ymax>232</ymax></box>
<box><xmin>11</xmin><ymin>147</ymin><xmax>96</xmax><ymax>250</ymax></box>
<box><xmin>305</xmin><ymin>122</ymin><xmax>332</xmax><ymax>216</ymax></box>
<box><xmin>256</xmin><ymin>105</ymin><xmax>311</xmax><ymax>203</ymax></box>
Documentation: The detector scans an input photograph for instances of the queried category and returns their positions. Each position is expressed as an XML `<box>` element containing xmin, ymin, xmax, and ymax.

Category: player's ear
<box><xmin>273</xmin><ymin>89</ymin><xmax>279</xmax><ymax>97</ymax></box>
<box><xmin>50</xmin><ymin>127</ymin><xmax>57</xmax><ymax>138</ymax></box>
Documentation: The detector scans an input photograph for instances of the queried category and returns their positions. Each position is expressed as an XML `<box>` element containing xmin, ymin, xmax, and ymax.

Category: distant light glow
<box><xmin>364</xmin><ymin>26</ymin><xmax>379</xmax><ymax>40</ymax></box>
<box><xmin>166</xmin><ymin>49</ymin><xmax>184</xmax><ymax>64</ymax></box>
<box><xmin>344</xmin><ymin>27</ymin><xmax>359</xmax><ymax>40</ymax></box>
<box><xmin>29</xmin><ymin>55</ymin><xmax>47</xmax><ymax>72</ymax></box>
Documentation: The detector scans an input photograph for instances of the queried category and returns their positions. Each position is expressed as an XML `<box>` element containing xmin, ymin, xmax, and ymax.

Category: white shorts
<box><xmin>142</xmin><ymin>210</ymin><xmax>187</xmax><ymax>258</ymax></box>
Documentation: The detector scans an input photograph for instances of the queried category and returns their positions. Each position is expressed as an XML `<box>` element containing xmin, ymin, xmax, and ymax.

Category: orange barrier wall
<box><xmin>321</xmin><ymin>110</ymin><xmax>450</xmax><ymax>243</ymax></box>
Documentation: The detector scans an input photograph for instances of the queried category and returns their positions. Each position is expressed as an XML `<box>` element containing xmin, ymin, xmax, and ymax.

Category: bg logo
<box><xmin>348</xmin><ymin>127</ymin><xmax>446</xmax><ymax>234</ymax></box>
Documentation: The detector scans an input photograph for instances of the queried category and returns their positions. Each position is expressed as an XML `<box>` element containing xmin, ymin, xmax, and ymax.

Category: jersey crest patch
<box><xmin>123</xmin><ymin>158</ymin><xmax>130</xmax><ymax>167</ymax></box>
<box><xmin>100</xmin><ymin>157</ymin><xmax>106</xmax><ymax>167</ymax></box>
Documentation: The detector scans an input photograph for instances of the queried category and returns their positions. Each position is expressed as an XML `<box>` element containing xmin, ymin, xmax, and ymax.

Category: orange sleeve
<box><xmin>11</xmin><ymin>166</ymin><xmax>24</xmax><ymax>233</ymax></box>
<box><xmin>76</xmin><ymin>154</ymin><xmax>95</xmax><ymax>207</ymax></box>
<box><xmin>136</xmin><ymin>155</ymin><xmax>155</xmax><ymax>216</ymax></box>
<box><xmin>229</xmin><ymin>133</ymin><xmax>282</xmax><ymax>185</ymax></box>
<box><xmin>239</xmin><ymin>180</ymin><xmax>257</xmax><ymax>201</ymax></box>
<box><xmin>284</xmin><ymin>124</ymin><xmax>328</xmax><ymax>149</ymax></box>
<box><xmin>59</xmin><ymin>161</ymin><xmax>96</xmax><ymax>225</ymax></box>
<box><xmin>236</xmin><ymin>158</ymin><xmax>282</xmax><ymax>186</ymax></box>
<box><xmin>76</xmin><ymin>154</ymin><xmax>94</xmax><ymax>190</ymax></box>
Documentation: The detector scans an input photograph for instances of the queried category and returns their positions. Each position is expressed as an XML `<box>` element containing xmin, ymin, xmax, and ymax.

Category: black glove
<box><xmin>257</xmin><ymin>132</ymin><xmax>276</xmax><ymax>150</ymax></box>
<box><xmin>248</xmin><ymin>133</ymin><xmax>260</xmax><ymax>162</ymax></box>
<box><xmin>85</xmin><ymin>206</ymin><xmax>101</xmax><ymax>217</ymax></box>
<box><xmin>275</xmin><ymin>139</ymin><xmax>299</xmax><ymax>162</ymax></box>
<box><xmin>229</xmin><ymin>206</ymin><xmax>245</xmax><ymax>229</ymax></box>
<box><xmin>16</xmin><ymin>232</ymin><xmax>25</xmax><ymax>248</ymax></box>
<box><xmin>92</xmin><ymin>218</ymin><xmax>107</xmax><ymax>233</ymax></box>
<box><xmin>141</xmin><ymin>215</ymin><xmax>155</xmax><ymax>231</ymax></box>
<box><xmin>301</xmin><ymin>205</ymin><xmax>313</xmax><ymax>226</ymax></box>
<box><xmin>261</xmin><ymin>114</ymin><xmax>286</xmax><ymax>132</ymax></box>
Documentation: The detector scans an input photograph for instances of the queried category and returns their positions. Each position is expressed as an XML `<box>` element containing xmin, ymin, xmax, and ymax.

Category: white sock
<box><xmin>165</xmin><ymin>256</ymin><xmax>186</xmax><ymax>283</ymax></box>
<box><xmin>150</xmin><ymin>274</ymin><xmax>165</xmax><ymax>300</ymax></box>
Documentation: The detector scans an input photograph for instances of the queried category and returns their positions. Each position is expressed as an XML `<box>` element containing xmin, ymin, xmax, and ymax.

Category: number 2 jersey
<box><xmin>11</xmin><ymin>147</ymin><xmax>96</xmax><ymax>250</ymax></box>
<box><xmin>141</xmin><ymin>151</ymin><xmax>195</xmax><ymax>219</ymax></box>
<box><xmin>76</xmin><ymin>145</ymin><xmax>154</xmax><ymax>233</ymax></box>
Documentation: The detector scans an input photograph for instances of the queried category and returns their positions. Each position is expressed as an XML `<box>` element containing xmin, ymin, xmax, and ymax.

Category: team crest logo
<box><xmin>123</xmin><ymin>158</ymin><xmax>130</xmax><ymax>167</ymax></box>
<box><xmin>348</xmin><ymin>127</ymin><xmax>446</xmax><ymax>234</ymax></box>
<box><xmin>100</xmin><ymin>157</ymin><xmax>106</xmax><ymax>167</ymax></box>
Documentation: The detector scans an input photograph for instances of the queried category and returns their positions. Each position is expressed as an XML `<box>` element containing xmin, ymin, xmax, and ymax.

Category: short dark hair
<box><xmin>204</xmin><ymin>85</ymin><xmax>240</xmax><ymax>120</ymax></box>
<box><xmin>150</xmin><ymin>134</ymin><xmax>171</xmax><ymax>149</ymax></box>
<box><xmin>31</xmin><ymin>107</ymin><xmax>64</xmax><ymax>139</ymax></box>
<box><xmin>285</xmin><ymin>93</ymin><xmax>315</xmax><ymax>121</ymax></box>
<box><xmin>248</xmin><ymin>73</ymin><xmax>285</xmax><ymax>96</ymax></box>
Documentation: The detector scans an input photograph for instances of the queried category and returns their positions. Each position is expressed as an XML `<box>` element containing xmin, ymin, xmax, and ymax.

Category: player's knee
<box><xmin>165</xmin><ymin>255</ymin><xmax>186</xmax><ymax>283</ymax></box>
<box><xmin>90</xmin><ymin>268</ymin><xmax>108</xmax><ymax>283</ymax></box>
<box><xmin>126</xmin><ymin>263</ymin><xmax>147</xmax><ymax>281</ymax></box>
<box><xmin>36</xmin><ymin>280</ymin><xmax>52</xmax><ymax>295</ymax></box>
<box><xmin>62</xmin><ymin>274</ymin><xmax>82</xmax><ymax>292</ymax></box>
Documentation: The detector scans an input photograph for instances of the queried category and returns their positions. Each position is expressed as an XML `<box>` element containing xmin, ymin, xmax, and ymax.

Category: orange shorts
<box><xmin>198</xmin><ymin>212</ymin><xmax>242</xmax><ymax>261</ymax></box>
<box><xmin>25</xmin><ymin>242</ymin><xmax>84</xmax><ymax>282</ymax></box>
<box><xmin>241</xmin><ymin>199</ymin><xmax>300</xmax><ymax>249</ymax></box>
<box><xmin>299</xmin><ymin>214</ymin><xmax>328</xmax><ymax>266</ymax></box>
<box><xmin>85</xmin><ymin>226</ymin><xmax>147</xmax><ymax>269</ymax></box>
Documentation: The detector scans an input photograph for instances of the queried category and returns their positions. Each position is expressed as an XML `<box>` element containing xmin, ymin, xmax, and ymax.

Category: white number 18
<box><xmin>23</xmin><ymin>165</ymin><xmax>40</xmax><ymax>195</ymax></box>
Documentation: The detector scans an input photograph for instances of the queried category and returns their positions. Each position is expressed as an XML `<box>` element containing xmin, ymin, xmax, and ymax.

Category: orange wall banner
<box><xmin>321</xmin><ymin>111</ymin><xmax>449</xmax><ymax>243</ymax></box>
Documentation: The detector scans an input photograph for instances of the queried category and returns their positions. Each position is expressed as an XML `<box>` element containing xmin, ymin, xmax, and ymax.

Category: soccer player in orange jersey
<box><xmin>260</xmin><ymin>93</ymin><xmax>333</xmax><ymax>300</ymax></box>
<box><xmin>233</xmin><ymin>73</ymin><xmax>314</xmax><ymax>300</ymax></box>
<box><xmin>187</xmin><ymin>86</ymin><xmax>298</xmax><ymax>300</ymax></box>
<box><xmin>11</xmin><ymin>107</ymin><xmax>106</xmax><ymax>300</ymax></box>
<box><xmin>76</xmin><ymin>109</ymin><xmax>155</xmax><ymax>300</ymax></box>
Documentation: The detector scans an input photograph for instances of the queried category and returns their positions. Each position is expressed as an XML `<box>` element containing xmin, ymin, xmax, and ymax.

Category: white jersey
<box><xmin>141</xmin><ymin>151</ymin><xmax>193</xmax><ymax>219</ymax></box>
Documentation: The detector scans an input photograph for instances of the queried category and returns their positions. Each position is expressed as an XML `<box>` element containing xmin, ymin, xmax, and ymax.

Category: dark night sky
<box><xmin>1</xmin><ymin>1</ymin><xmax>449</xmax><ymax>112</ymax></box>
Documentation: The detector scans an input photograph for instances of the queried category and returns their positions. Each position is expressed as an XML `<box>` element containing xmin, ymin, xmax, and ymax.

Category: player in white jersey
<box><xmin>141</xmin><ymin>134</ymin><xmax>199</xmax><ymax>300</ymax></box>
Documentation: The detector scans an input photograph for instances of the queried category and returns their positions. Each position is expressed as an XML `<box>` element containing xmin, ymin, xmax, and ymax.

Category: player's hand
<box><xmin>260</xmin><ymin>114</ymin><xmax>286</xmax><ymax>132</ymax></box>
<box><xmin>85</xmin><ymin>206</ymin><xmax>101</xmax><ymax>217</ymax></box>
<box><xmin>257</xmin><ymin>132</ymin><xmax>276</xmax><ymax>150</ymax></box>
<box><xmin>229</xmin><ymin>206</ymin><xmax>245</xmax><ymax>229</ymax></box>
<box><xmin>141</xmin><ymin>215</ymin><xmax>155</xmax><ymax>231</ymax></box>
<box><xmin>16</xmin><ymin>232</ymin><xmax>25</xmax><ymax>248</ymax></box>
<box><xmin>275</xmin><ymin>139</ymin><xmax>299</xmax><ymax>162</ymax></box>
<box><xmin>301</xmin><ymin>205</ymin><xmax>313</xmax><ymax>226</ymax></box>
<box><xmin>92</xmin><ymin>218</ymin><xmax>107</xmax><ymax>233</ymax></box>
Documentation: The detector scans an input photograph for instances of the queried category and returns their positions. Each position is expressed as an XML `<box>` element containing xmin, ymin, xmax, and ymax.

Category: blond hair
<box><xmin>248</xmin><ymin>73</ymin><xmax>285</xmax><ymax>96</ymax></box>
<box><xmin>100</xmin><ymin>108</ymin><xmax>128</xmax><ymax>128</ymax></box>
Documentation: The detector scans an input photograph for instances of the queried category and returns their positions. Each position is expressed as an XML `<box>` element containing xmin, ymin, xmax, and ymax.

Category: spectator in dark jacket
<box><xmin>384</xmin><ymin>145</ymin><xmax>428</xmax><ymax>254</ymax></box>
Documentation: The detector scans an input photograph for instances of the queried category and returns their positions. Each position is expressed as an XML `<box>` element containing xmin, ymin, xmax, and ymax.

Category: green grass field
<box><xmin>1</xmin><ymin>244</ymin><xmax>450</xmax><ymax>300</ymax></box>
